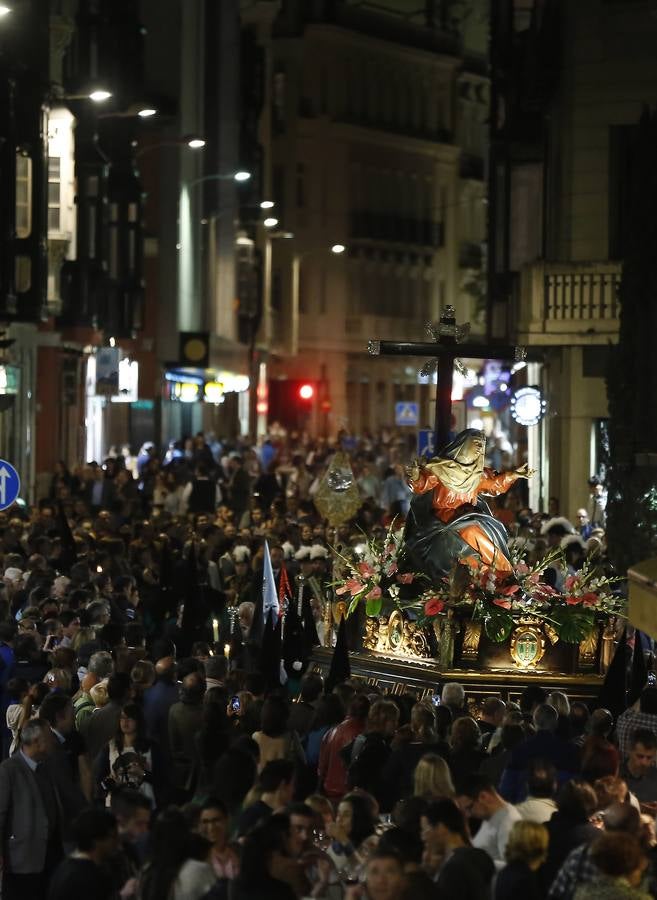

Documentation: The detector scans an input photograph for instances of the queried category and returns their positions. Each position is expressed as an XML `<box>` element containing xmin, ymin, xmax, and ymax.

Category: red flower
<box><xmin>424</xmin><ymin>598</ymin><xmax>445</xmax><ymax>616</ymax></box>
<box><xmin>565</xmin><ymin>595</ymin><xmax>582</xmax><ymax>606</ymax></box>
<box><xmin>397</xmin><ymin>572</ymin><xmax>414</xmax><ymax>584</ymax></box>
<box><xmin>580</xmin><ymin>592</ymin><xmax>600</xmax><ymax>607</ymax></box>
<box><xmin>336</xmin><ymin>578</ymin><xmax>363</xmax><ymax>596</ymax></box>
<box><xmin>365</xmin><ymin>586</ymin><xmax>382</xmax><ymax>601</ymax></box>
<box><xmin>493</xmin><ymin>598</ymin><xmax>512</xmax><ymax>609</ymax></box>
<box><xmin>386</xmin><ymin>562</ymin><xmax>398</xmax><ymax>576</ymax></box>
<box><xmin>501</xmin><ymin>584</ymin><xmax>520</xmax><ymax>596</ymax></box>
<box><xmin>357</xmin><ymin>562</ymin><xmax>374</xmax><ymax>577</ymax></box>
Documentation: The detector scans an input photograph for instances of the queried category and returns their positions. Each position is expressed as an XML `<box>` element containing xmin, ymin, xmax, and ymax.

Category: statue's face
<box><xmin>458</xmin><ymin>432</ymin><xmax>486</xmax><ymax>463</ymax></box>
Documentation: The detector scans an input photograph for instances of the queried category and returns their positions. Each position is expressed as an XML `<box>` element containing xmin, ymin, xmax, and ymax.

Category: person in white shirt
<box><xmin>515</xmin><ymin>760</ymin><xmax>558</xmax><ymax>824</ymax></box>
<box><xmin>457</xmin><ymin>773</ymin><xmax>521</xmax><ymax>870</ymax></box>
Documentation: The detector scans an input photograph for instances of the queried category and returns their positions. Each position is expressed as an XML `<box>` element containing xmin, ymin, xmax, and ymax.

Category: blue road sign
<box><xmin>417</xmin><ymin>429</ymin><xmax>436</xmax><ymax>458</ymax></box>
<box><xmin>0</xmin><ymin>460</ymin><xmax>19</xmax><ymax>511</ymax></box>
<box><xmin>395</xmin><ymin>401</ymin><xmax>419</xmax><ymax>427</ymax></box>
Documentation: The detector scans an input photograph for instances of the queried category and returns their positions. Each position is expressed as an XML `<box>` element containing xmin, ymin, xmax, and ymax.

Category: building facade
<box><xmin>247</xmin><ymin>0</ymin><xmax>489</xmax><ymax>437</ymax></box>
<box><xmin>489</xmin><ymin>0</ymin><xmax>657</xmax><ymax>520</ymax></box>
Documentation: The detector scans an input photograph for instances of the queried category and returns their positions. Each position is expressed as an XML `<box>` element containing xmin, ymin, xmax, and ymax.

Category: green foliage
<box><xmin>365</xmin><ymin>597</ymin><xmax>383</xmax><ymax>617</ymax></box>
<box><xmin>482</xmin><ymin>608</ymin><xmax>514</xmax><ymax>643</ymax></box>
<box><xmin>550</xmin><ymin>609</ymin><xmax>596</xmax><ymax>645</ymax></box>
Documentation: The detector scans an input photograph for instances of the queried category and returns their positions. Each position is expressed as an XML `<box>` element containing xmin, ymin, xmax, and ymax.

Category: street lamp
<box><xmin>134</xmin><ymin>135</ymin><xmax>206</xmax><ymax>159</ymax></box>
<box><xmin>289</xmin><ymin>244</ymin><xmax>348</xmax><ymax>355</ymax></box>
<box><xmin>263</xmin><ymin>217</ymin><xmax>279</xmax><ymax>228</ymax></box>
<box><xmin>260</xmin><ymin>200</ymin><xmax>275</xmax><ymax>210</ymax></box>
<box><xmin>62</xmin><ymin>88</ymin><xmax>113</xmax><ymax>103</ymax></box>
<box><xmin>234</xmin><ymin>170</ymin><xmax>251</xmax><ymax>182</ymax></box>
<box><xmin>137</xmin><ymin>107</ymin><xmax>157</xmax><ymax>118</ymax></box>
<box><xmin>89</xmin><ymin>89</ymin><xmax>113</xmax><ymax>103</ymax></box>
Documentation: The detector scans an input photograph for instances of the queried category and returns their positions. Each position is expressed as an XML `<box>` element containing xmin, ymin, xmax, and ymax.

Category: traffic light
<box><xmin>298</xmin><ymin>383</ymin><xmax>314</xmax><ymax>401</ymax></box>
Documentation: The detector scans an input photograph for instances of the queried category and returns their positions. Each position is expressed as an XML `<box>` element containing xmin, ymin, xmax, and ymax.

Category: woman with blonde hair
<box><xmin>495</xmin><ymin>820</ymin><xmax>548</xmax><ymax>900</ymax></box>
<box><xmin>547</xmin><ymin>691</ymin><xmax>570</xmax><ymax>717</ymax></box>
<box><xmin>414</xmin><ymin>753</ymin><xmax>455</xmax><ymax>800</ymax></box>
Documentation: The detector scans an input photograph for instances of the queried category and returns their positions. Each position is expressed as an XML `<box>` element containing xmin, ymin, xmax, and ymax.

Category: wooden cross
<box><xmin>368</xmin><ymin>306</ymin><xmax>527</xmax><ymax>450</ymax></box>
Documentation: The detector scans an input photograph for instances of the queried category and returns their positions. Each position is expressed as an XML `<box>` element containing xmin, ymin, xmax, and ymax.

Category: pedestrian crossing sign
<box><xmin>395</xmin><ymin>402</ymin><xmax>419</xmax><ymax>427</ymax></box>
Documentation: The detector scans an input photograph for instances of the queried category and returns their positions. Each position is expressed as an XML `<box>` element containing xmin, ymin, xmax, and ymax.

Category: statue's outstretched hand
<box><xmin>514</xmin><ymin>463</ymin><xmax>535</xmax><ymax>479</ymax></box>
<box><xmin>405</xmin><ymin>458</ymin><xmax>422</xmax><ymax>480</ymax></box>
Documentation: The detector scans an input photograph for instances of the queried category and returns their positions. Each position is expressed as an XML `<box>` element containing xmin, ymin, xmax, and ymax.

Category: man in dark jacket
<box><xmin>48</xmin><ymin>808</ymin><xmax>117</xmax><ymax>900</ymax></box>
<box><xmin>168</xmin><ymin>671</ymin><xmax>205</xmax><ymax>793</ymax></box>
<box><xmin>421</xmin><ymin>798</ymin><xmax>494</xmax><ymax>900</ymax></box>
<box><xmin>182</xmin><ymin>464</ymin><xmax>221</xmax><ymax>515</ymax></box>
<box><xmin>0</xmin><ymin>718</ymin><xmax>63</xmax><ymax>900</ymax></box>
<box><xmin>500</xmin><ymin>703</ymin><xmax>580</xmax><ymax>802</ymax></box>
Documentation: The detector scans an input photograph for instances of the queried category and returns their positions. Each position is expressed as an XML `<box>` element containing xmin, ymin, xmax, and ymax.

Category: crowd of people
<box><xmin>0</xmin><ymin>429</ymin><xmax>640</xmax><ymax>900</ymax></box>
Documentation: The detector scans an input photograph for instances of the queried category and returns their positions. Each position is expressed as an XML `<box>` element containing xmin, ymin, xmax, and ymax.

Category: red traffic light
<box><xmin>298</xmin><ymin>383</ymin><xmax>314</xmax><ymax>401</ymax></box>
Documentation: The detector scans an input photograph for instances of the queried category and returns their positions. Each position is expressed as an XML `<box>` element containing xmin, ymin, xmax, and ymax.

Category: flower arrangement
<box><xmin>334</xmin><ymin>531</ymin><xmax>625</xmax><ymax>644</ymax></box>
<box><xmin>333</xmin><ymin>521</ymin><xmax>411</xmax><ymax>617</ymax></box>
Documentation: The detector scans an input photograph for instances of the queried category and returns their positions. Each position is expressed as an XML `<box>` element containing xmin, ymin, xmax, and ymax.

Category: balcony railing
<box><xmin>350</xmin><ymin>211</ymin><xmax>443</xmax><ymax>248</ymax></box>
<box><xmin>515</xmin><ymin>261</ymin><xmax>621</xmax><ymax>345</ymax></box>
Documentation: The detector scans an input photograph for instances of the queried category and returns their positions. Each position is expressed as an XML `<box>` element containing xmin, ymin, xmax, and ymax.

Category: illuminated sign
<box><xmin>204</xmin><ymin>382</ymin><xmax>225</xmax><ymax>404</ymax></box>
<box><xmin>510</xmin><ymin>386</ymin><xmax>546</xmax><ymax>426</ymax></box>
<box><xmin>174</xmin><ymin>382</ymin><xmax>201</xmax><ymax>403</ymax></box>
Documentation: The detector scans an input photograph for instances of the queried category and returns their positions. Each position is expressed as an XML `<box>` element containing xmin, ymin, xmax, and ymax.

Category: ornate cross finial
<box><xmin>422</xmin><ymin>307</ymin><xmax>472</xmax><ymax>378</ymax></box>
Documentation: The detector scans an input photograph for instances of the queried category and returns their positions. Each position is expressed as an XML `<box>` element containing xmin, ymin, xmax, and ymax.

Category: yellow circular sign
<box><xmin>184</xmin><ymin>338</ymin><xmax>206</xmax><ymax>363</ymax></box>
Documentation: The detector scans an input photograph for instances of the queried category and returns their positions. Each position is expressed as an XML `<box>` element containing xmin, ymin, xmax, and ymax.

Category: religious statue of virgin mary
<box><xmin>403</xmin><ymin>428</ymin><xmax>533</xmax><ymax>585</ymax></box>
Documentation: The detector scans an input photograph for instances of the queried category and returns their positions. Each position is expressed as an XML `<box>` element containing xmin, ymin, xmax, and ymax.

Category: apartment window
<box><xmin>609</xmin><ymin>124</ymin><xmax>637</xmax><ymax>260</ymax></box>
<box><xmin>296</xmin><ymin>163</ymin><xmax>306</xmax><ymax>208</ymax></box>
<box><xmin>47</xmin><ymin>156</ymin><xmax>61</xmax><ymax>232</ymax></box>
<box><xmin>299</xmin><ymin>268</ymin><xmax>309</xmax><ymax>314</ymax></box>
<box><xmin>109</xmin><ymin>202</ymin><xmax>119</xmax><ymax>279</ymax></box>
<box><xmin>273</xmin><ymin>69</ymin><xmax>286</xmax><ymax>133</ymax></box>
<box><xmin>15</xmin><ymin>256</ymin><xmax>31</xmax><ymax>293</ymax></box>
<box><xmin>15</xmin><ymin>153</ymin><xmax>32</xmax><ymax>239</ymax></box>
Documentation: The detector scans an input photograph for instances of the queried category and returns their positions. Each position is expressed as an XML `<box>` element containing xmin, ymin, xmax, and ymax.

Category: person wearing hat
<box><xmin>224</xmin><ymin>546</ymin><xmax>254</xmax><ymax>608</ymax></box>
<box><xmin>291</xmin><ymin>548</ymin><xmax>322</xmax><ymax>656</ymax></box>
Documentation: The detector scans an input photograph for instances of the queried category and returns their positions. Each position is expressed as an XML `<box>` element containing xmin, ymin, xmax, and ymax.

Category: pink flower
<box><xmin>515</xmin><ymin>563</ymin><xmax>529</xmax><ymax>576</ymax></box>
<box><xmin>581</xmin><ymin>592</ymin><xmax>600</xmax><ymax>607</ymax></box>
<box><xmin>424</xmin><ymin>598</ymin><xmax>445</xmax><ymax>616</ymax></box>
<box><xmin>357</xmin><ymin>562</ymin><xmax>375</xmax><ymax>577</ymax></box>
<box><xmin>493</xmin><ymin>598</ymin><xmax>512</xmax><ymax>609</ymax></box>
<box><xmin>564</xmin><ymin>575</ymin><xmax>579</xmax><ymax>591</ymax></box>
<box><xmin>336</xmin><ymin>578</ymin><xmax>363</xmax><ymax>596</ymax></box>
<box><xmin>501</xmin><ymin>584</ymin><xmax>520</xmax><ymax>596</ymax></box>
<box><xmin>386</xmin><ymin>562</ymin><xmax>398</xmax><ymax>576</ymax></box>
<box><xmin>365</xmin><ymin>586</ymin><xmax>382</xmax><ymax>601</ymax></box>
<box><xmin>397</xmin><ymin>572</ymin><xmax>414</xmax><ymax>584</ymax></box>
